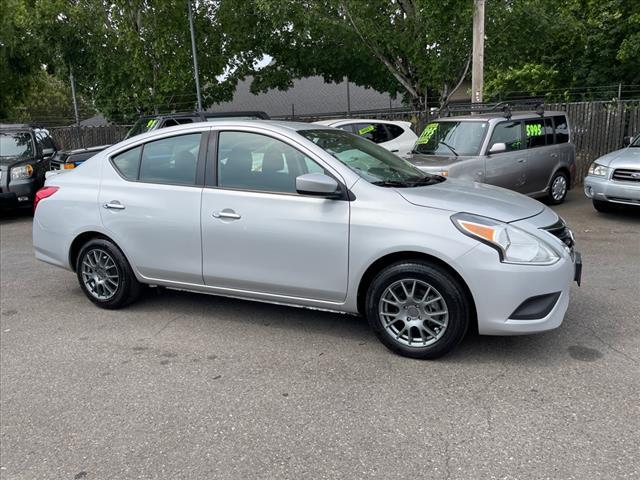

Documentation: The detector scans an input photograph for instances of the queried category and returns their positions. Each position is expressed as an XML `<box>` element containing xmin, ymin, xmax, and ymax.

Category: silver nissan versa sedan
<box><xmin>33</xmin><ymin>121</ymin><xmax>582</xmax><ymax>359</ymax></box>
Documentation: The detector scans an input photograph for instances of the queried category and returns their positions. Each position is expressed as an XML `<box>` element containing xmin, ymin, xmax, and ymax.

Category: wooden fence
<box><xmin>48</xmin><ymin>100</ymin><xmax>639</xmax><ymax>182</ymax></box>
<box><xmin>49</xmin><ymin>125</ymin><xmax>130</xmax><ymax>151</ymax></box>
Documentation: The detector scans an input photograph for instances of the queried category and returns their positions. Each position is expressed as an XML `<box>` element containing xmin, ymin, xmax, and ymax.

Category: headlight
<box><xmin>434</xmin><ymin>170</ymin><xmax>449</xmax><ymax>177</ymax></box>
<box><xmin>10</xmin><ymin>164</ymin><xmax>34</xmax><ymax>180</ymax></box>
<box><xmin>588</xmin><ymin>162</ymin><xmax>608</xmax><ymax>177</ymax></box>
<box><xmin>452</xmin><ymin>213</ymin><xmax>560</xmax><ymax>265</ymax></box>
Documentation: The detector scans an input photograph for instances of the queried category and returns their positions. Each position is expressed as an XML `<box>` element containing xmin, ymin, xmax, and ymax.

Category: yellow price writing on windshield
<box><xmin>416</xmin><ymin>123</ymin><xmax>438</xmax><ymax>144</ymax></box>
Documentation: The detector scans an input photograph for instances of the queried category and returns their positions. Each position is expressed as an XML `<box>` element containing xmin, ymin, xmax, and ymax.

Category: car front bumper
<box><xmin>457</xmin><ymin>243</ymin><xmax>579</xmax><ymax>336</ymax></box>
<box><xmin>0</xmin><ymin>177</ymin><xmax>39</xmax><ymax>207</ymax></box>
<box><xmin>584</xmin><ymin>175</ymin><xmax>640</xmax><ymax>206</ymax></box>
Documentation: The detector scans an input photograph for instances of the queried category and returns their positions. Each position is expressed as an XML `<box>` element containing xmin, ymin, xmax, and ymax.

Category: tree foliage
<box><xmin>1</xmin><ymin>0</ymin><xmax>638</xmax><ymax>123</ymax></box>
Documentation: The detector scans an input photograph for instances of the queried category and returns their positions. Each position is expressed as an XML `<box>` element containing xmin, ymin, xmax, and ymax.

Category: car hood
<box><xmin>407</xmin><ymin>153</ymin><xmax>473</xmax><ymax>169</ymax></box>
<box><xmin>0</xmin><ymin>156</ymin><xmax>34</xmax><ymax>168</ymax></box>
<box><xmin>397</xmin><ymin>178</ymin><xmax>545</xmax><ymax>222</ymax></box>
<box><xmin>593</xmin><ymin>147</ymin><xmax>640</xmax><ymax>169</ymax></box>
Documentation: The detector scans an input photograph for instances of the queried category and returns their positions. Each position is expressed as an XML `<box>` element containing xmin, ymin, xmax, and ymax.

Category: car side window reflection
<box><xmin>112</xmin><ymin>146</ymin><xmax>142</xmax><ymax>180</ymax></box>
<box><xmin>217</xmin><ymin>131</ymin><xmax>325</xmax><ymax>194</ymax></box>
<box><xmin>489</xmin><ymin>121</ymin><xmax>522</xmax><ymax>152</ymax></box>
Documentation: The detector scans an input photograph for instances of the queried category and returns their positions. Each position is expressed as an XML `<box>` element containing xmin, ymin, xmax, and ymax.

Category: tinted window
<box><xmin>37</xmin><ymin>131</ymin><xmax>55</xmax><ymax>150</ymax></box>
<box><xmin>139</xmin><ymin>134</ymin><xmax>201</xmax><ymax>185</ymax></box>
<box><xmin>112</xmin><ymin>146</ymin><xmax>142</xmax><ymax>179</ymax></box>
<box><xmin>69</xmin><ymin>151</ymin><xmax>99</xmax><ymax>163</ymax></box>
<box><xmin>352</xmin><ymin>123</ymin><xmax>391</xmax><ymax>144</ymax></box>
<box><xmin>162</xmin><ymin>118</ymin><xmax>195</xmax><ymax>128</ymax></box>
<box><xmin>217</xmin><ymin>131</ymin><xmax>323</xmax><ymax>194</ymax></box>
<box><xmin>386</xmin><ymin>124</ymin><xmax>405</xmax><ymax>140</ymax></box>
<box><xmin>489</xmin><ymin>121</ymin><xmax>522</xmax><ymax>152</ymax></box>
<box><xmin>553</xmin><ymin>115</ymin><xmax>569</xmax><ymax>143</ymax></box>
<box><xmin>524</xmin><ymin>119</ymin><xmax>547</xmax><ymax>148</ymax></box>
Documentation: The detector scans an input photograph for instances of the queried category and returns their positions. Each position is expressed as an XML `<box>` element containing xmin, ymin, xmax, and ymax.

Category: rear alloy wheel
<box><xmin>366</xmin><ymin>262</ymin><xmax>470</xmax><ymax>359</ymax></box>
<box><xmin>547</xmin><ymin>171</ymin><xmax>568</xmax><ymax>204</ymax></box>
<box><xmin>76</xmin><ymin>238</ymin><xmax>142</xmax><ymax>309</ymax></box>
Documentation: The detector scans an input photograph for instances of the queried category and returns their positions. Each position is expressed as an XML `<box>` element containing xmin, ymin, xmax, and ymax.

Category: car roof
<box><xmin>61</xmin><ymin>145</ymin><xmax>110</xmax><ymax>155</ymax></box>
<box><xmin>434</xmin><ymin>111</ymin><xmax>567</xmax><ymax>122</ymax></box>
<box><xmin>314</xmin><ymin>118</ymin><xmax>411</xmax><ymax>126</ymax></box>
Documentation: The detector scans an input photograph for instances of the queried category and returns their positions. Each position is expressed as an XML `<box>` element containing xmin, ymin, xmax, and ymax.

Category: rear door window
<box><xmin>553</xmin><ymin>115</ymin><xmax>569</xmax><ymax>143</ymax></box>
<box><xmin>139</xmin><ymin>133</ymin><xmax>201</xmax><ymax>185</ymax></box>
<box><xmin>489</xmin><ymin>121</ymin><xmax>522</xmax><ymax>152</ymax></box>
<box><xmin>524</xmin><ymin>119</ymin><xmax>548</xmax><ymax>148</ymax></box>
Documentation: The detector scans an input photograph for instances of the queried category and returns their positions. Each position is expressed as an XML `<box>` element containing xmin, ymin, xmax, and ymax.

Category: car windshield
<box><xmin>125</xmin><ymin>118</ymin><xmax>159</xmax><ymax>139</ymax></box>
<box><xmin>0</xmin><ymin>132</ymin><xmax>33</xmax><ymax>157</ymax></box>
<box><xmin>298</xmin><ymin>129</ymin><xmax>443</xmax><ymax>187</ymax></box>
<box><xmin>632</xmin><ymin>136</ymin><xmax>640</xmax><ymax>147</ymax></box>
<box><xmin>412</xmin><ymin>121</ymin><xmax>488</xmax><ymax>156</ymax></box>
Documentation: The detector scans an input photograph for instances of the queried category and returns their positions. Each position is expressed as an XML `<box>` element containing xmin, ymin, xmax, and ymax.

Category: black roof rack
<box><xmin>440</xmin><ymin>99</ymin><xmax>545</xmax><ymax>119</ymax></box>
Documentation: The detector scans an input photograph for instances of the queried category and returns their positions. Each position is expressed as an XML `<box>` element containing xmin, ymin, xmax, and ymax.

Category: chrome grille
<box><xmin>612</xmin><ymin>168</ymin><xmax>640</xmax><ymax>182</ymax></box>
<box><xmin>542</xmin><ymin>219</ymin><xmax>574</xmax><ymax>250</ymax></box>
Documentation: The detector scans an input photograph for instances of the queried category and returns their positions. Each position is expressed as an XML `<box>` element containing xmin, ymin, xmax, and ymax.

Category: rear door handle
<box><xmin>551</xmin><ymin>153</ymin><xmax>559</xmax><ymax>158</ymax></box>
<box><xmin>517</xmin><ymin>159</ymin><xmax>527</xmax><ymax>164</ymax></box>
<box><xmin>103</xmin><ymin>201</ymin><xmax>125</xmax><ymax>210</ymax></box>
<box><xmin>213</xmin><ymin>210</ymin><xmax>241</xmax><ymax>220</ymax></box>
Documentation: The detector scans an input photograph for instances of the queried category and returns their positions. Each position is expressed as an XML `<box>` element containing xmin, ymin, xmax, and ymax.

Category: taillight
<box><xmin>34</xmin><ymin>186</ymin><xmax>59</xmax><ymax>212</ymax></box>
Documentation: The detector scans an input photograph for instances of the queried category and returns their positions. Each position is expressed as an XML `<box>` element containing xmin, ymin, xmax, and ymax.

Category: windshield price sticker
<box><xmin>358</xmin><ymin>125</ymin><xmax>375</xmax><ymax>135</ymax></box>
<box><xmin>146</xmin><ymin>119</ymin><xmax>158</xmax><ymax>129</ymax></box>
<box><xmin>417</xmin><ymin>123</ymin><xmax>438</xmax><ymax>144</ymax></box>
<box><xmin>526</xmin><ymin>123</ymin><xmax>543</xmax><ymax>137</ymax></box>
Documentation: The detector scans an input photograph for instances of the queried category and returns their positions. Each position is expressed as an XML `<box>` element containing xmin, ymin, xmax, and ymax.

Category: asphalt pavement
<box><xmin>1</xmin><ymin>191</ymin><xmax>639</xmax><ymax>480</ymax></box>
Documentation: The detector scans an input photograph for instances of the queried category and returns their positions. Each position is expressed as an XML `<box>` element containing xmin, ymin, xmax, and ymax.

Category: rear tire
<box><xmin>76</xmin><ymin>238</ymin><xmax>142</xmax><ymax>309</ymax></box>
<box><xmin>547</xmin><ymin>171</ymin><xmax>569</xmax><ymax>204</ymax></box>
<box><xmin>593</xmin><ymin>199</ymin><xmax>615</xmax><ymax>213</ymax></box>
<box><xmin>365</xmin><ymin>261</ymin><xmax>470</xmax><ymax>359</ymax></box>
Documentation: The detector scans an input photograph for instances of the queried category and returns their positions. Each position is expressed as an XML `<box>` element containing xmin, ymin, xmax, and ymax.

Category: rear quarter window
<box><xmin>553</xmin><ymin>115</ymin><xmax>569</xmax><ymax>143</ymax></box>
<box><xmin>385</xmin><ymin>124</ymin><xmax>405</xmax><ymax>140</ymax></box>
<box><xmin>112</xmin><ymin>146</ymin><xmax>142</xmax><ymax>179</ymax></box>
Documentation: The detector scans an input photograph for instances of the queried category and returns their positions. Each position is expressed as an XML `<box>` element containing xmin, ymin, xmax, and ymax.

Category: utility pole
<box><xmin>69</xmin><ymin>68</ymin><xmax>80</xmax><ymax>127</ymax></box>
<box><xmin>471</xmin><ymin>0</ymin><xmax>485</xmax><ymax>104</ymax></box>
<box><xmin>346</xmin><ymin>76</ymin><xmax>351</xmax><ymax>117</ymax></box>
<box><xmin>187</xmin><ymin>0</ymin><xmax>203</xmax><ymax>112</ymax></box>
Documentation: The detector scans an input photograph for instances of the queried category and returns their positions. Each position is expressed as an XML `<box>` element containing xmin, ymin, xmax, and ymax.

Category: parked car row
<box><xmin>3</xmin><ymin>110</ymin><xmax>637</xmax><ymax>215</ymax></box>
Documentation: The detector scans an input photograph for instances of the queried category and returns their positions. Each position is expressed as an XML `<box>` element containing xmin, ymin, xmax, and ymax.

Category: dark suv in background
<box><xmin>125</xmin><ymin>111</ymin><xmax>270</xmax><ymax>140</ymax></box>
<box><xmin>0</xmin><ymin>124</ymin><xmax>58</xmax><ymax>209</ymax></box>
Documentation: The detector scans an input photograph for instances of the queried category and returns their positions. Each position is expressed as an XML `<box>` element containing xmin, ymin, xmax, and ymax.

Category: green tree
<box><xmin>218</xmin><ymin>0</ymin><xmax>475</xmax><ymax>109</ymax></box>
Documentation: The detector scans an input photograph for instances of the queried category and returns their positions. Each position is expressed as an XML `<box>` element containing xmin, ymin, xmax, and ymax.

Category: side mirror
<box><xmin>623</xmin><ymin>136</ymin><xmax>632</xmax><ymax>147</ymax></box>
<box><xmin>296</xmin><ymin>173</ymin><xmax>341</xmax><ymax>198</ymax></box>
<box><xmin>488</xmin><ymin>142</ymin><xmax>507</xmax><ymax>154</ymax></box>
<box><xmin>42</xmin><ymin>147</ymin><xmax>55</xmax><ymax>158</ymax></box>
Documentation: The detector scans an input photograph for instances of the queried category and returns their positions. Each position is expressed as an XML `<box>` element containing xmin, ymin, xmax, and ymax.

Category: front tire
<box><xmin>76</xmin><ymin>238</ymin><xmax>142</xmax><ymax>309</ymax></box>
<box><xmin>365</xmin><ymin>262</ymin><xmax>470</xmax><ymax>359</ymax></box>
<box><xmin>547</xmin><ymin>171</ymin><xmax>569</xmax><ymax>204</ymax></box>
<box><xmin>593</xmin><ymin>199</ymin><xmax>615</xmax><ymax>213</ymax></box>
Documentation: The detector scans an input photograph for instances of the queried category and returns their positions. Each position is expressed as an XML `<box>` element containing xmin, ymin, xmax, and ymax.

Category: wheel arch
<box><xmin>356</xmin><ymin>251</ymin><xmax>477</xmax><ymax>331</ymax></box>
<box><xmin>67</xmin><ymin>230</ymin><xmax>138</xmax><ymax>275</ymax></box>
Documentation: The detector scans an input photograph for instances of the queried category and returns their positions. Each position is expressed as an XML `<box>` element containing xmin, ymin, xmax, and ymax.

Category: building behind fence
<box><xmin>49</xmin><ymin>100</ymin><xmax>639</xmax><ymax>182</ymax></box>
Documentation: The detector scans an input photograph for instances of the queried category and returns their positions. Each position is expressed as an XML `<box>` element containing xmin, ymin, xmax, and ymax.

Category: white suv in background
<box><xmin>313</xmin><ymin>119</ymin><xmax>417</xmax><ymax>157</ymax></box>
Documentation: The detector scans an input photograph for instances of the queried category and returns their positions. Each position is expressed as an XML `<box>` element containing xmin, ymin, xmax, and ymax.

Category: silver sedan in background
<box><xmin>33</xmin><ymin>121</ymin><xmax>581</xmax><ymax>359</ymax></box>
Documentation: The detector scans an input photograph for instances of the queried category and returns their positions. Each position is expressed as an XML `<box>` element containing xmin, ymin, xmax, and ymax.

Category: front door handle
<box><xmin>517</xmin><ymin>159</ymin><xmax>527</xmax><ymax>164</ymax></box>
<box><xmin>103</xmin><ymin>201</ymin><xmax>125</xmax><ymax>210</ymax></box>
<box><xmin>213</xmin><ymin>210</ymin><xmax>241</xmax><ymax>220</ymax></box>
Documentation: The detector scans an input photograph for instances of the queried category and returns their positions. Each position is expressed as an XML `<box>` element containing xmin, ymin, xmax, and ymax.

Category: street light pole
<box><xmin>471</xmin><ymin>0</ymin><xmax>485</xmax><ymax>104</ymax></box>
<box><xmin>187</xmin><ymin>0</ymin><xmax>203</xmax><ymax>112</ymax></box>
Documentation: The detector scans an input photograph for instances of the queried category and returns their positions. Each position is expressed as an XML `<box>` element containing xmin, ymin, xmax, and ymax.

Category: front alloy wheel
<box><xmin>378</xmin><ymin>279</ymin><xmax>449</xmax><ymax>347</ymax></box>
<box><xmin>366</xmin><ymin>261</ymin><xmax>470</xmax><ymax>359</ymax></box>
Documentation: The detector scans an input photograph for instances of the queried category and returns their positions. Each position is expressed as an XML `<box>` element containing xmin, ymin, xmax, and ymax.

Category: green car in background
<box><xmin>407</xmin><ymin>110</ymin><xmax>576</xmax><ymax>204</ymax></box>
